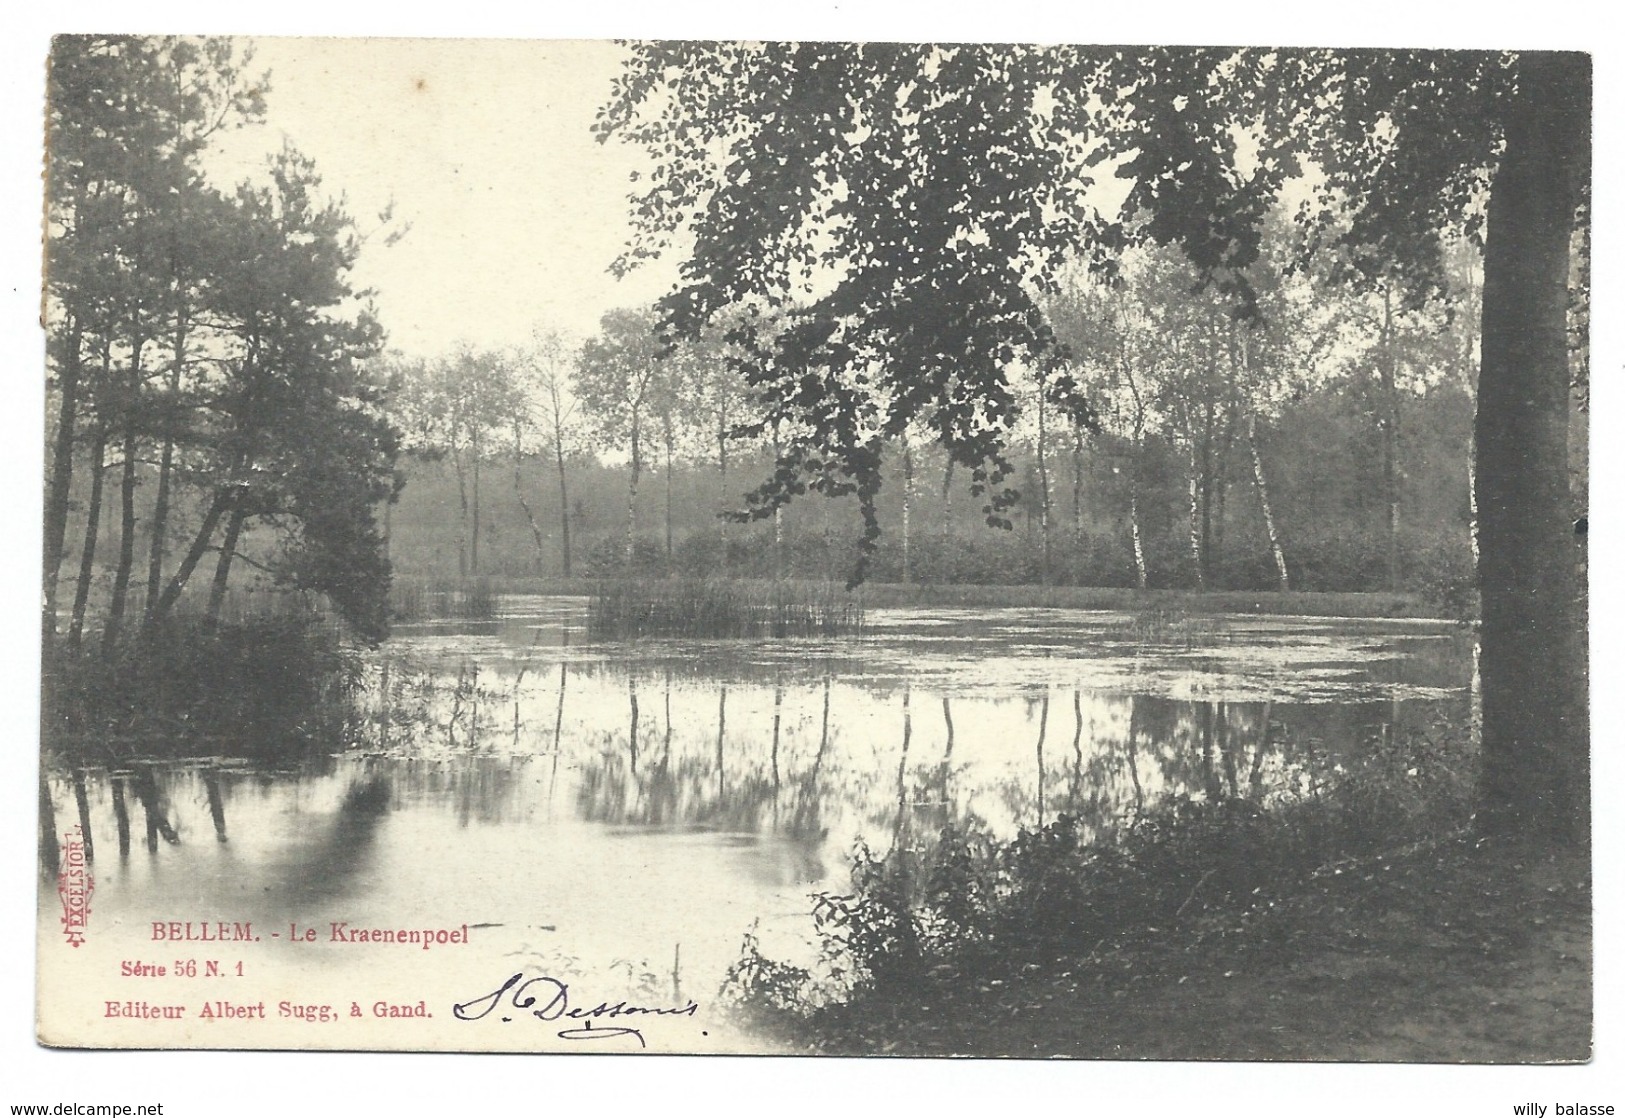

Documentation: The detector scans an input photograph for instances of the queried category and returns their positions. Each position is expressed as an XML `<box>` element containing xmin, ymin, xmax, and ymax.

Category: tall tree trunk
<box><xmin>941</xmin><ymin>459</ymin><xmax>954</xmax><ymax>545</ymax></box>
<box><xmin>771</xmin><ymin>421</ymin><xmax>783</xmax><ymax>581</ymax></box>
<box><xmin>1124</xmin><ymin>360</ymin><xmax>1150</xmax><ymax>591</ymax></box>
<box><xmin>145</xmin><ymin>310</ymin><xmax>188</xmax><ymax>621</ymax></box>
<box><xmin>553</xmin><ymin>424</ymin><xmax>572</xmax><ymax>579</ymax></box>
<box><xmin>716</xmin><ymin>408</ymin><xmax>730</xmax><ymax>575</ymax></box>
<box><xmin>451</xmin><ymin>444</ymin><xmax>469</xmax><ymax>578</ymax></box>
<box><xmin>1379</xmin><ymin>285</ymin><xmax>1402</xmax><ymax>591</ymax></box>
<box><xmin>1036</xmin><ymin>387</ymin><xmax>1051</xmax><ymax>585</ymax></box>
<box><xmin>147</xmin><ymin>489</ymin><xmax>229</xmax><ymax>626</ymax></box>
<box><xmin>1248</xmin><ymin>414</ymin><xmax>1290</xmax><ymax>592</ymax></box>
<box><xmin>68</xmin><ymin>423</ymin><xmax>109</xmax><ymax>650</ymax></box>
<box><xmin>663</xmin><ymin>416</ymin><xmax>675</xmax><ymax>576</ymax></box>
<box><xmin>512</xmin><ymin>419</ymin><xmax>547</xmax><ymax>573</ymax></box>
<box><xmin>1129</xmin><ymin>485</ymin><xmax>1148</xmax><ymax>591</ymax></box>
<box><xmin>1187</xmin><ymin>446</ymin><xmax>1205</xmax><ymax>590</ymax></box>
<box><xmin>1212</xmin><ymin>418</ymin><xmax>1232</xmax><ymax>584</ymax></box>
<box><xmin>1072</xmin><ymin>427</ymin><xmax>1084</xmax><ymax>547</ymax></box>
<box><xmin>103</xmin><ymin>341</ymin><xmax>147</xmax><ymax>653</ymax></box>
<box><xmin>470</xmin><ymin>428</ymin><xmax>482</xmax><ymax>576</ymax></box>
<box><xmin>43</xmin><ymin>319</ymin><xmax>85</xmax><ymax>640</ymax></box>
<box><xmin>900</xmin><ymin>432</ymin><xmax>913</xmax><ymax>584</ymax></box>
<box><xmin>205</xmin><ymin>505</ymin><xmax>247</xmax><ymax>627</ymax></box>
<box><xmin>625</xmin><ymin>418</ymin><xmax>642</xmax><ymax>569</ymax></box>
<box><xmin>1474</xmin><ymin>52</ymin><xmax>1588</xmax><ymax>844</ymax></box>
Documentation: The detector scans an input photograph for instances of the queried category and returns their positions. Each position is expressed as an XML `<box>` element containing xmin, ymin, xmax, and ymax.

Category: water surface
<box><xmin>41</xmin><ymin>597</ymin><xmax>1471</xmax><ymax>1046</ymax></box>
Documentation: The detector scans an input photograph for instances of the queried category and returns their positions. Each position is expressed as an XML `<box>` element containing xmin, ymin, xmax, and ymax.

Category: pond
<box><xmin>38</xmin><ymin>597</ymin><xmax>1472</xmax><ymax>1051</ymax></box>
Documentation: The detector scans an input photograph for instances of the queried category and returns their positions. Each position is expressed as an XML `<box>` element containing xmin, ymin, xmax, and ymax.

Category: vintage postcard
<box><xmin>36</xmin><ymin>35</ymin><xmax>1592</xmax><ymax>1064</ymax></box>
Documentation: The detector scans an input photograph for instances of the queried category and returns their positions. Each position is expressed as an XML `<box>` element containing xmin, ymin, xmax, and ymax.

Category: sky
<box><xmin>204</xmin><ymin>38</ymin><xmax>683</xmax><ymax>357</ymax></box>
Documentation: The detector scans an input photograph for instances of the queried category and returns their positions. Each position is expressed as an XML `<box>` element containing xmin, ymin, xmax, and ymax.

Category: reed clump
<box><xmin>1124</xmin><ymin>607</ymin><xmax>1223</xmax><ymax>648</ymax></box>
<box><xmin>390</xmin><ymin>576</ymin><xmax>496</xmax><ymax>622</ymax></box>
<box><xmin>588</xmin><ymin>579</ymin><xmax>866</xmax><ymax>639</ymax></box>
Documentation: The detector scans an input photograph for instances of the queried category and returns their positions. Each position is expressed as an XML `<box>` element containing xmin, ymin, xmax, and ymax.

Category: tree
<box><xmin>514</xmin><ymin>329</ymin><xmax>583</xmax><ymax>578</ymax></box>
<box><xmin>44</xmin><ymin>36</ymin><xmax>266</xmax><ymax>643</ymax></box>
<box><xmin>143</xmin><ymin>147</ymin><xmax>397</xmax><ymax>640</ymax></box>
<box><xmin>392</xmin><ymin>347</ymin><xmax>513</xmax><ymax>577</ymax></box>
<box><xmin>599</xmin><ymin>45</ymin><xmax>1588</xmax><ymax>843</ymax></box>
<box><xmin>686</xmin><ymin>320</ymin><xmax>751</xmax><ymax>570</ymax></box>
<box><xmin>576</xmin><ymin>308</ymin><xmax>667</xmax><ymax>568</ymax></box>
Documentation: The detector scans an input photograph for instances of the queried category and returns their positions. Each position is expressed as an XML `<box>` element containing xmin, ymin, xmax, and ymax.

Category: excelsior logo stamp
<box><xmin>57</xmin><ymin>825</ymin><xmax>93</xmax><ymax>948</ymax></box>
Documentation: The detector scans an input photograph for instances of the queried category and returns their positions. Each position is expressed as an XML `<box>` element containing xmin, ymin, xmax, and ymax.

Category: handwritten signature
<box><xmin>452</xmin><ymin>973</ymin><xmax>699</xmax><ymax>1048</ymax></box>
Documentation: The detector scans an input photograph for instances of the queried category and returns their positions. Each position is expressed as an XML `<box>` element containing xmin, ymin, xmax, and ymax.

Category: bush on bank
<box><xmin>42</xmin><ymin>614</ymin><xmax>364</xmax><ymax>759</ymax></box>
<box><xmin>720</xmin><ymin>715</ymin><xmax>1477</xmax><ymax>1019</ymax></box>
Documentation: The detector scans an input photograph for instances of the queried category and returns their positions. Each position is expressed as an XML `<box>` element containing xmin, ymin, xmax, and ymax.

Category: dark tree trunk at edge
<box><xmin>205</xmin><ymin>505</ymin><xmax>247</xmax><ymax>627</ymax></box>
<box><xmin>43</xmin><ymin>320</ymin><xmax>84</xmax><ymax>641</ymax></box>
<box><xmin>1474</xmin><ymin>51</ymin><xmax>1589</xmax><ymax>845</ymax></box>
<box><xmin>68</xmin><ymin>424</ymin><xmax>109</xmax><ymax>650</ymax></box>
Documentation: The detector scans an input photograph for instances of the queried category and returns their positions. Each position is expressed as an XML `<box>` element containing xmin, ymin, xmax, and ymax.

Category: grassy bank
<box><xmin>397</xmin><ymin>575</ymin><xmax>1441</xmax><ymax>620</ymax></box>
<box><xmin>750</xmin><ymin>833</ymin><xmax>1589</xmax><ymax>1061</ymax></box>
<box><xmin>851</xmin><ymin>582</ymin><xmax>1436</xmax><ymax>618</ymax></box>
<box><xmin>714</xmin><ymin>715</ymin><xmax>1593</xmax><ymax>1061</ymax></box>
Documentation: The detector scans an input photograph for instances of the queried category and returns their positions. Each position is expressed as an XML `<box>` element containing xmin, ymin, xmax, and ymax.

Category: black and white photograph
<box><xmin>11</xmin><ymin>11</ymin><xmax>1618</xmax><ymax>1113</ymax></box>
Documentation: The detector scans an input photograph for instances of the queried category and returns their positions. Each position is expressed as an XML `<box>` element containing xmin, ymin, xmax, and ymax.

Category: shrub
<box><xmin>42</xmin><ymin>615</ymin><xmax>364</xmax><ymax>760</ymax></box>
<box><xmin>720</xmin><ymin>714</ymin><xmax>1476</xmax><ymax>1011</ymax></box>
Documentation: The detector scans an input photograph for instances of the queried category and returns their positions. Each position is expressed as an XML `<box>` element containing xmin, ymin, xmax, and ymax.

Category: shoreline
<box><xmin>397</xmin><ymin>575</ymin><xmax>1447</xmax><ymax>621</ymax></box>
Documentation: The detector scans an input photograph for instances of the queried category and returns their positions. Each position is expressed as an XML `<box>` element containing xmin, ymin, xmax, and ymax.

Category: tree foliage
<box><xmin>45</xmin><ymin>36</ymin><xmax>400</xmax><ymax>644</ymax></box>
<box><xmin>598</xmin><ymin>43</ymin><xmax>1589</xmax><ymax>841</ymax></box>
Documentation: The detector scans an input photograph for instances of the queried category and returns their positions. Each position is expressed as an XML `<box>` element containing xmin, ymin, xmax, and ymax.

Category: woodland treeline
<box><xmin>384</xmin><ymin>232</ymin><xmax>1486</xmax><ymax>596</ymax></box>
<box><xmin>40</xmin><ymin>36</ymin><xmax>1516</xmax><ymax>644</ymax></box>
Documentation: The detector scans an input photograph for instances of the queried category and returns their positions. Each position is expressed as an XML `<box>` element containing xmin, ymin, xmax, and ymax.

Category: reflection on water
<box><xmin>42</xmin><ymin>598</ymin><xmax>1470</xmax><ymax>1014</ymax></box>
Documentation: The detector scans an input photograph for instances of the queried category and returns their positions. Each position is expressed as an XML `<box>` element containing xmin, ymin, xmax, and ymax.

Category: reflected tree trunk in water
<box><xmin>39</xmin><ymin>776</ymin><xmax>59</xmax><ymax>878</ymax></box>
<box><xmin>1071</xmin><ymin>690</ymin><xmax>1085</xmax><ymax>804</ymax></box>
<box><xmin>111</xmin><ymin>777</ymin><xmax>131</xmax><ymax>859</ymax></box>
<box><xmin>628</xmin><ymin>674</ymin><xmax>639</xmax><ymax>775</ymax></box>
<box><xmin>1200</xmin><ymin>702</ymin><xmax>1220</xmax><ymax>801</ymax></box>
<box><xmin>71</xmin><ymin>769</ymin><xmax>94</xmax><ymax>864</ymax></box>
<box><xmin>1218</xmin><ymin>701</ymin><xmax>1240</xmax><ymax>798</ymax></box>
<box><xmin>663</xmin><ymin>670</ymin><xmax>674</xmax><ymax>764</ymax></box>
<box><xmin>547</xmin><ymin>661</ymin><xmax>568</xmax><ymax>820</ymax></box>
<box><xmin>770</xmin><ymin>680</ymin><xmax>784</xmax><ymax>809</ymax></box>
<box><xmin>1250</xmin><ymin>700</ymin><xmax>1271</xmax><ymax>797</ymax></box>
<box><xmin>552</xmin><ymin>662</ymin><xmax>569</xmax><ymax>753</ymax></box>
<box><xmin>810</xmin><ymin>677</ymin><xmax>831</xmax><ymax>789</ymax></box>
<box><xmin>894</xmin><ymin>683</ymin><xmax>913</xmax><ymax>845</ymax></box>
<box><xmin>512</xmin><ymin>654</ymin><xmax>535</xmax><ymax>751</ymax></box>
<box><xmin>133</xmin><ymin>768</ymin><xmax>179</xmax><ymax>852</ymax></box>
<box><xmin>715</xmin><ymin>686</ymin><xmax>727</xmax><ymax>802</ymax></box>
<box><xmin>1035</xmin><ymin>689</ymin><xmax>1050</xmax><ymax>828</ymax></box>
<box><xmin>792</xmin><ymin>677</ymin><xmax>834</xmax><ymax>837</ymax></box>
<box><xmin>204</xmin><ymin>769</ymin><xmax>228</xmax><ymax>844</ymax></box>
<box><xmin>1127</xmin><ymin>697</ymin><xmax>1146</xmax><ymax>812</ymax></box>
<box><xmin>1124</xmin><ymin>708</ymin><xmax>1150</xmax><ymax>812</ymax></box>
